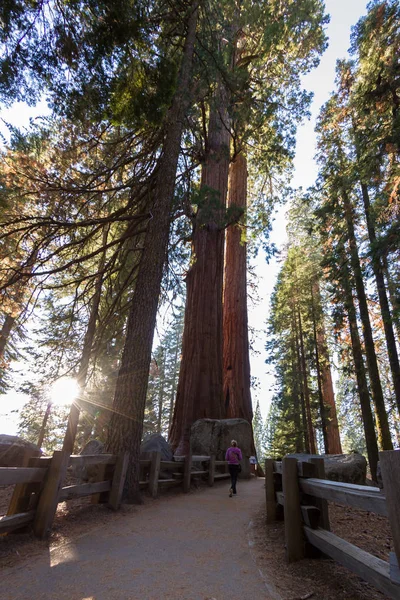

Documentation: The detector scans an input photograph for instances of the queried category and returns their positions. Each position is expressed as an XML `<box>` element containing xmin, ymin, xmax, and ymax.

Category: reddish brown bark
<box><xmin>223</xmin><ymin>153</ymin><xmax>252</xmax><ymax>422</ymax></box>
<box><xmin>317</xmin><ymin>326</ymin><xmax>342</xmax><ymax>454</ymax></box>
<box><xmin>169</xmin><ymin>88</ymin><xmax>230</xmax><ymax>455</ymax></box>
<box><xmin>311</xmin><ymin>281</ymin><xmax>342</xmax><ymax>454</ymax></box>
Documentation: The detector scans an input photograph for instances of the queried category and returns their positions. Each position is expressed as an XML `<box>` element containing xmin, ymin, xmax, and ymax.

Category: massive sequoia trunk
<box><xmin>223</xmin><ymin>153</ymin><xmax>252</xmax><ymax>422</ymax></box>
<box><xmin>342</xmin><ymin>189</ymin><xmax>393</xmax><ymax>450</ymax></box>
<box><xmin>106</xmin><ymin>5</ymin><xmax>199</xmax><ymax>501</ymax></box>
<box><xmin>169</xmin><ymin>85</ymin><xmax>231</xmax><ymax>455</ymax></box>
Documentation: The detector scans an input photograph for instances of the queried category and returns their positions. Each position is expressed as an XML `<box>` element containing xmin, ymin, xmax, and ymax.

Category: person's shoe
<box><xmin>233</xmin><ymin>491</ymin><xmax>237</xmax><ymax>495</ymax></box>
<box><xmin>229</xmin><ymin>488</ymin><xmax>233</xmax><ymax>497</ymax></box>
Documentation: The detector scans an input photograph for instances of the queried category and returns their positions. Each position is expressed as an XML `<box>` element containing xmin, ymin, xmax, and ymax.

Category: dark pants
<box><xmin>229</xmin><ymin>464</ymin><xmax>240</xmax><ymax>493</ymax></box>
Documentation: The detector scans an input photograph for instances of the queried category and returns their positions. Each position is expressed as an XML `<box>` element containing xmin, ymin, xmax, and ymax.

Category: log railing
<box><xmin>1</xmin><ymin>450</ymin><xmax>230</xmax><ymax>539</ymax></box>
<box><xmin>265</xmin><ymin>450</ymin><xmax>400</xmax><ymax>600</ymax></box>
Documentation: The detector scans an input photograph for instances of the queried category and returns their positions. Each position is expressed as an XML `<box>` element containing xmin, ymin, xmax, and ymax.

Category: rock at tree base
<box><xmin>0</xmin><ymin>434</ymin><xmax>41</xmax><ymax>466</ymax></box>
<box><xmin>189</xmin><ymin>418</ymin><xmax>252</xmax><ymax>478</ymax></box>
<box><xmin>287</xmin><ymin>452</ymin><xmax>367</xmax><ymax>485</ymax></box>
<box><xmin>140</xmin><ymin>434</ymin><xmax>173</xmax><ymax>461</ymax></box>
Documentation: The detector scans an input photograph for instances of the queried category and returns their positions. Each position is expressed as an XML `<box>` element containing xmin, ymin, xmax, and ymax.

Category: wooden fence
<box><xmin>265</xmin><ymin>450</ymin><xmax>400</xmax><ymax>600</ymax></box>
<box><xmin>0</xmin><ymin>450</ymin><xmax>230</xmax><ymax>539</ymax></box>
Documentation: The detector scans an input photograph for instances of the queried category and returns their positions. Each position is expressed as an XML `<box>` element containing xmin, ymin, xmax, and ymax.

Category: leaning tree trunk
<box><xmin>342</xmin><ymin>189</ymin><xmax>393</xmax><ymax>450</ymax></box>
<box><xmin>106</xmin><ymin>4</ymin><xmax>199</xmax><ymax>502</ymax></box>
<box><xmin>341</xmin><ymin>258</ymin><xmax>379</xmax><ymax>481</ymax></box>
<box><xmin>360</xmin><ymin>182</ymin><xmax>400</xmax><ymax>416</ymax></box>
<box><xmin>169</xmin><ymin>85</ymin><xmax>231</xmax><ymax>455</ymax></box>
<box><xmin>223</xmin><ymin>152</ymin><xmax>252</xmax><ymax>422</ymax></box>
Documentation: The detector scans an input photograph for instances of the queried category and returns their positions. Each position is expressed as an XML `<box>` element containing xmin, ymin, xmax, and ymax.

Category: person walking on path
<box><xmin>226</xmin><ymin>439</ymin><xmax>242</xmax><ymax>497</ymax></box>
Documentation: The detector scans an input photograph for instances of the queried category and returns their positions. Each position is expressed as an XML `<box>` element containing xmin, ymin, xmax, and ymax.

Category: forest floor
<box><xmin>0</xmin><ymin>477</ymin><xmax>394</xmax><ymax>600</ymax></box>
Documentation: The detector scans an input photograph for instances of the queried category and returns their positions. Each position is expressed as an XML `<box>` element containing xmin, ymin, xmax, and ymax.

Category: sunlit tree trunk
<box><xmin>311</xmin><ymin>281</ymin><xmax>342</xmax><ymax>454</ymax></box>
<box><xmin>223</xmin><ymin>152</ymin><xmax>252</xmax><ymax>422</ymax></box>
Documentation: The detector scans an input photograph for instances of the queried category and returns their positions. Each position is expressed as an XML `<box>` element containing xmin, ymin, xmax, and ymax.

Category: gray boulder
<box><xmin>0</xmin><ymin>434</ymin><xmax>41</xmax><ymax>466</ymax></box>
<box><xmin>71</xmin><ymin>439</ymin><xmax>105</xmax><ymax>480</ymax></box>
<box><xmin>140</xmin><ymin>433</ymin><xmax>173</xmax><ymax>461</ymax></box>
<box><xmin>287</xmin><ymin>452</ymin><xmax>367</xmax><ymax>485</ymax></box>
<box><xmin>190</xmin><ymin>418</ymin><xmax>253</xmax><ymax>478</ymax></box>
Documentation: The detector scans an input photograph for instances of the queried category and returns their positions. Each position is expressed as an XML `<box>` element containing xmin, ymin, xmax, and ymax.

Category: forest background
<box><xmin>1</xmin><ymin>0</ymin><xmax>399</xmax><ymax>499</ymax></box>
<box><xmin>0</xmin><ymin>0</ymin><xmax>369</xmax><ymax>434</ymax></box>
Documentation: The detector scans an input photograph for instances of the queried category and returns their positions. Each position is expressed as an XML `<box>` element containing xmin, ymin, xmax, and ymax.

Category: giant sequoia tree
<box><xmin>169</xmin><ymin>0</ymin><xmax>328</xmax><ymax>453</ymax></box>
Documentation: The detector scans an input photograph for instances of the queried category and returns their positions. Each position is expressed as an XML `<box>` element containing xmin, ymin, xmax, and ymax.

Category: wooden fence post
<box><xmin>265</xmin><ymin>459</ymin><xmax>276</xmax><ymax>523</ymax></box>
<box><xmin>33</xmin><ymin>451</ymin><xmax>69</xmax><ymax>539</ymax></box>
<box><xmin>282</xmin><ymin>456</ymin><xmax>304</xmax><ymax>562</ymax></box>
<box><xmin>108</xmin><ymin>453</ymin><xmax>129</xmax><ymax>510</ymax></box>
<box><xmin>7</xmin><ymin>449</ymin><xmax>40</xmax><ymax>516</ymax></box>
<box><xmin>183</xmin><ymin>450</ymin><xmax>192</xmax><ymax>493</ymax></box>
<box><xmin>379</xmin><ymin>450</ymin><xmax>400</xmax><ymax>572</ymax></box>
<box><xmin>148</xmin><ymin>451</ymin><xmax>161</xmax><ymax>499</ymax></box>
<box><xmin>208</xmin><ymin>455</ymin><xmax>215</xmax><ymax>487</ymax></box>
<box><xmin>310</xmin><ymin>457</ymin><xmax>330</xmax><ymax>531</ymax></box>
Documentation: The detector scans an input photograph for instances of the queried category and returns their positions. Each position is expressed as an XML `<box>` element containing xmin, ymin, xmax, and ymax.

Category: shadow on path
<box><xmin>2</xmin><ymin>478</ymin><xmax>279</xmax><ymax>600</ymax></box>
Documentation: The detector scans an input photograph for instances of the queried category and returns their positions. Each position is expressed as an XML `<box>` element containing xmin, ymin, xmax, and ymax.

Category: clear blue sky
<box><xmin>0</xmin><ymin>0</ymin><xmax>370</xmax><ymax>434</ymax></box>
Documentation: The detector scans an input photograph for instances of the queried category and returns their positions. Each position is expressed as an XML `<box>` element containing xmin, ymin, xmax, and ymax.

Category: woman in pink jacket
<box><xmin>225</xmin><ymin>440</ymin><xmax>242</xmax><ymax>497</ymax></box>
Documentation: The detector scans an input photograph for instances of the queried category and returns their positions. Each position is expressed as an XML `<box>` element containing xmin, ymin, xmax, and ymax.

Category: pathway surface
<box><xmin>3</xmin><ymin>478</ymin><xmax>278</xmax><ymax>600</ymax></box>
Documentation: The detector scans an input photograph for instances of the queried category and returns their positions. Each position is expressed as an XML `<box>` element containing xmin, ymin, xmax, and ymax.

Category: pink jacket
<box><xmin>225</xmin><ymin>446</ymin><xmax>242</xmax><ymax>464</ymax></box>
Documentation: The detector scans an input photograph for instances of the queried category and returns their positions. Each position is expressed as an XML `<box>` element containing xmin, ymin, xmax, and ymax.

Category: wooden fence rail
<box><xmin>265</xmin><ymin>450</ymin><xmax>400</xmax><ymax>600</ymax></box>
<box><xmin>1</xmin><ymin>450</ymin><xmax>231</xmax><ymax>539</ymax></box>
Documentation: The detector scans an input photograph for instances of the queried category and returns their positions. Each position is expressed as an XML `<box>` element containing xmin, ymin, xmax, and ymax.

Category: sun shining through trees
<box><xmin>50</xmin><ymin>378</ymin><xmax>79</xmax><ymax>408</ymax></box>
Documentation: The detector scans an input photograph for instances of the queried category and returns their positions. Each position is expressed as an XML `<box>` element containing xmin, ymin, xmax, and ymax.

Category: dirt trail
<box><xmin>2</xmin><ymin>478</ymin><xmax>279</xmax><ymax>600</ymax></box>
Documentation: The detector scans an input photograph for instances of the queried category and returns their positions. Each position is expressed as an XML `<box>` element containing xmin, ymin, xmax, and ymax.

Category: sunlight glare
<box><xmin>50</xmin><ymin>377</ymin><xmax>79</xmax><ymax>407</ymax></box>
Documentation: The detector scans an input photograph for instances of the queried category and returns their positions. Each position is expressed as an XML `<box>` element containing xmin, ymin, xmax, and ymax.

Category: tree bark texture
<box><xmin>223</xmin><ymin>153</ymin><xmax>252</xmax><ymax>422</ymax></box>
<box><xmin>360</xmin><ymin>182</ymin><xmax>400</xmax><ymax>416</ymax></box>
<box><xmin>342</xmin><ymin>189</ymin><xmax>393</xmax><ymax>450</ymax></box>
<box><xmin>106</xmin><ymin>5</ymin><xmax>199</xmax><ymax>501</ymax></box>
<box><xmin>169</xmin><ymin>85</ymin><xmax>231</xmax><ymax>455</ymax></box>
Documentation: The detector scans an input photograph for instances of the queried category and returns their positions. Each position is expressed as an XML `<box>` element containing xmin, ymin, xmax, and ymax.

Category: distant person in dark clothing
<box><xmin>225</xmin><ymin>440</ymin><xmax>242</xmax><ymax>497</ymax></box>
